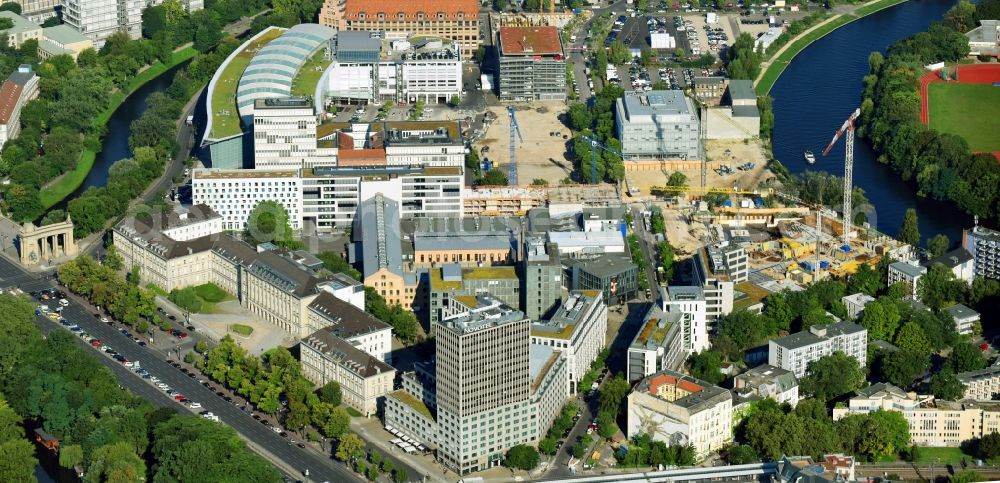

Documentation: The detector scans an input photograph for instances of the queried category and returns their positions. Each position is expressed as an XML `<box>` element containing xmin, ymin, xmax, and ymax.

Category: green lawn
<box><xmin>913</xmin><ymin>446</ymin><xmax>975</xmax><ymax>465</ymax></box>
<box><xmin>194</xmin><ymin>283</ymin><xmax>230</xmax><ymax>303</ymax></box>
<box><xmin>230</xmin><ymin>323</ymin><xmax>254</xmax><ymax>337</ymax></box>
<box><xmin>928</xmin><ymin>82</ymin><xmax>1000</xmax><ymax>152</ymax></box>
<box><xmin>39</xmin><ymin>47</ymin><xmax>199</xmax><ymax>209</ymax></box>
<box><xmin>209</xmin><ymin>28</ymin><xmax>283</xmax><ymax>139</ymax></box>
<box><xmin>291</xmin><ymin>50</ymin><xmax>331</xmax><ymax>98</ymax></box>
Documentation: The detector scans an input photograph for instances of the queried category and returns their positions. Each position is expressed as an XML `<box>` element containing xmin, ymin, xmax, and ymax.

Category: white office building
<box><xmin>530</xmin><ymin>291</ymin><xmax>609</xmax><ymax>393</ymax></box>
<box><xmin>663</xmin><ymin>286</ymin><xmax>709</xmax><ymax>353</ymax></box>
<box><xmin>768</xmin><ymin>322</ymin><xmax>868</xmax><ymax>378</ymax></box>
<box><xmin>321</xmin><ymin>31</ymin><xmax>463</xmax><ymax>104</ymax></box>
<box><xmin>192</xmin><ymin>165</ymin><xmax>463</xmax><ymax>232</ymax></box>
<box><xmin>842</xmin><ymin>292</ymin><xmax>875</xmax><ymax>320</ymax></box>
<box><xmin>615</xmin><ymin>90</ymin><xmax>701</xmax><ymax>161</ymax></box>
<box><xmin>63</xmin><ymin>0</ymin><xmax>144</xmax><ymax>46</ymax></box>
<box><xmin>253</xmin><ymin>97</ymin><xmax>328</xmax><ymax>171</ymax></box>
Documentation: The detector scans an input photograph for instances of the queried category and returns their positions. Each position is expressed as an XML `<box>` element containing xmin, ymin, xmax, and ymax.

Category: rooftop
<box><xmin>208</xmin><ymin>27</ymin><xmax>284</xmax><ymax>140</ymax></box>
<box><xmin>631</xmin><ymin>305</ymin><xmax>680</xmax><ymax>348</ymax></box>
<box><xmin>572</xmin><ymin>255</ymin><xmax>637</xmax><ymax>278</ymax></box>
<box><xmin>463</xmin><ymin>266</ymin><xmax>518</xmax><ymax>280</ymax></box>
<box><xmin>842</xmin><ymin>292</ymin><xmax>876</xmax><ymax>307</ymax></box>
<box><xmin>944</xmin><ymin>303</ymin><xmax>980</xmax><ymax>321</ymax></box>
<box><xmin>359</xmin><ymin>194</ymin><xmax>403</xmax><ymax>279</ymax></box>
<box><xmin>734</xmin><ymin>364</ymin><xmax>798</xmax><ymax>393</ymax></box>
<box><xmin>302</xmin><ymin>327</ymin><xmax>394</xmax><ymax>378</ymax></box>
<box><xmin>635</xmin><ymin>369</ymin><xmax>732</xmax><ymax>412</ymax></box>
<box><xmin>390</xmin><ymin>390</ymin><xmax>434</xmax><ymax>419</ymax></box>
<box><xmin>957</xmin><ymin>365</ymin><xmax>1000</xmax><ymax>383</ymax></box>
<box><xmin>42</xmin><ymin>24</ymin><xmax>88</xmax><ymax>45</ymax></box>
<box><xmin>193</xmin><ymin>168</ymin><xmax>298</xmax><ymax>180</ymax></box>
<box><xmin>236</xmin><ymin>24</ymin><xmax>335</xmax><ymax>116</ymax></box>
<box><xmin>531</xmin><ymin>291</ymin><xmax>602</xmax><ymax>340</ymax></box>
<box><xmin>0</xmin><ymin>11</ymin><xmax>40</xmax><ymax>35</ymax></box>
<box><xmin>530</xmin><ymin>344</ymin><xmax>562</xmax><ymax>393</ymax></box>
<box><xmin>343</xmin><ymin>0</ymin><xmax>479</xmax><ymax>21</ymax></box>
<box><xmin>547</xmin><ymin>230</ymin><xmax>625</xmax><ymax>248</ymax></box>
<box><xmin>429</xmin><ymin>267</ymin><xmax>463</xmax><ymax>290</ymax></box>
<box><xmin>733</xmin><ymin>282</ymin><xmax>768</xmax><ymax>311</ymax></box>
<box><xmin>440</xmin><ymin>295</ymin><xmax>525</xmax><ymax>334</ymax></box>
<box><xmin>308</xmin><ymin>291</ymin><xmax>391</xmax><ymax>339</ymax></box>
<box><xmin>924</xmin><ymin>248</ymin><xmax>973</xmax><ymax>270</ymax></box>
<box><xmin>618</xmin><ymin>90</ymin><xmax>695</xmax><ymax>122</ymax></box>
<box><xmin>771</xmin><ymin>321</ymin><xmax>866</xmax><ymax>351</ymax></box>
<box><xmin>499</xmin><ymin>26</ymin><xmax>563</xmax><ymax>56</ymax></box>
<box><xmin>0</xmin><ymin>68</ymin><xmax>34</xmax><ymax>124</ymax></box>
<box><xmin>727</xmin><ymin>79</ymin><xmax>756</xmax><ymax>101</ymax></box>
<box><xmin>246</xmin><ymin>250</ymin><xmax>330</xmax><ymax>298</ymax></box>
<box><xmin>890</xmin><ymin>261</ymin><xmax>926</xmax><ymax>279</ymax></box>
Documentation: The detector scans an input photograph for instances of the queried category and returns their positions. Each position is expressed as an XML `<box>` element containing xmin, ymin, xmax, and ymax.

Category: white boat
<box><xmin>804</xmin><ymin>150</ymin><xmax>816</xmax><ymax>164</ymax></box>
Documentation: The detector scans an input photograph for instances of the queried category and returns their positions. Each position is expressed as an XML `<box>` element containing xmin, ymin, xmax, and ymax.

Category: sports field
<box><xmin>928</xmin><ymin>82</ymin><xmax>1000</xmax><ymax>152</ymax></box>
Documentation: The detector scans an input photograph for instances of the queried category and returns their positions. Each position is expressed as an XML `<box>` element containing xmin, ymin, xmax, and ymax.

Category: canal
<box><xmin>770</xmin><ymin>0</ymin><xmax>964</xmax><ymax>244</ymax></box>
<box><xmin>61</xmin><ymin>62</ymin><xmax>188</xmax><ymax>201</ymax></box>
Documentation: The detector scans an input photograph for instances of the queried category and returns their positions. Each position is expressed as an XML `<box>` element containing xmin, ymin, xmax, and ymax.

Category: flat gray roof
<box><xmin>43</xmin><ymin>24</ymin><xmax>88</xmax><ymax>44</ymax></box>
<box><xmin>945</xmin><ymin>303</ymin><xmax>979</xmax><ymax>320</ymax></box>
<box><xmin>727</xmin><ymin>79</ymin><xmax>756</xmax><ymax>101</ymax></box>
<box><xmin>619</xmin><ymin>90</ymin><xmax>694</xmax><ymax>119</ymax></box>
<box><xmin>890</xmin><ymin>261</ymin><xmax>926</xmax><ymax>278</ymax></box>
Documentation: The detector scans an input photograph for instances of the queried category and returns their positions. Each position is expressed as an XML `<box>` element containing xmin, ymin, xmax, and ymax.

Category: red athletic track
<box><xmin>919</xmin><ymin>63</ymin><xmax>1000</xmax><ymax>161</ymax></box>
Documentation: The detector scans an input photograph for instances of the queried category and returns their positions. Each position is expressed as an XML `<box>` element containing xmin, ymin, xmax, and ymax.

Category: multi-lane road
<box><xmin>0</xmin><ymin>256</ymin><xmax>364</xmax><ymax>483</ymax></box>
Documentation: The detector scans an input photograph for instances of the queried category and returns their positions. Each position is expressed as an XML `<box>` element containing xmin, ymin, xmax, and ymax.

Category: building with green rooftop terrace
<box><xmin>530</xmin><ymin>290</ymin><xmax>607</xmax><ymax>393</ymax></box>
<box><xmin>627</xmin><ymin>304</ymin><xmax>685</xmax><ymax>383</ymax></box>
<box><xmin>202</xmin><ymin>24</ymin><xmax>334</xmax><ymax>169</ymax></box>
<box><xmin>428</xmin><ymin>264</ymin><xmax>521</xmax><ymax>326</ymax></box>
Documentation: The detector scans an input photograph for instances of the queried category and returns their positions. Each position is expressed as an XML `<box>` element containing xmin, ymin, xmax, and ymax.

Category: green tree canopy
<box><xmin>504</xmin><ymin>444</ymin><xmax>540</xmax><ymax>470</ymax></box>
<box><xmin>801</xmin><ymin>352</ymin><xmax>865</xmax><ymax>402</ymax></box>
<box><xmin>245</xmin><ymin>200</ymin><xmax>296</xmax><ymax>248</ymax></box>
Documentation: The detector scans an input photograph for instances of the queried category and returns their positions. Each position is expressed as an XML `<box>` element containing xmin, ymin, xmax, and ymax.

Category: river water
<box><xmin>770</xmin><ymin>0</ymin><xmax>964</xmax><ymax>244</ymax></box>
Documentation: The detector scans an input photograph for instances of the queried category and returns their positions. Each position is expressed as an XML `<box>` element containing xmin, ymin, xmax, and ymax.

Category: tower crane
<box><xmin>507</xmin><ymin>106</ymin><xmax>523</xmax><ymax>186</ymax></box>
<box><xmin>822</xmin><ymin>107</ymin><xmax>861</xmax><ymax>246</ymax></box>
<box><xmin>580</xmin><ymin>134</ymin><xmax>621</xmax><ymax>184</ymax></box>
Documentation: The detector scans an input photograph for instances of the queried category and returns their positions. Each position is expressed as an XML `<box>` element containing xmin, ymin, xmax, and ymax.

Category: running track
<box><xmin>919</xmin><ymin>63</ymin><xmax>1000</xmax><ymax>160</ymax></box>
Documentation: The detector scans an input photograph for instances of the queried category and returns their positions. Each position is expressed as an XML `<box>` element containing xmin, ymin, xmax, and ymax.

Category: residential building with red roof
<box><xmin>0</xmin><ymin>65</ymin><xmax>39</xmax><ymax>148</ymax></box>
<box><xmin>497</xmin><ymin>26</ymin><xmax>566</xmax><ymax>101</ymax></box>
<box><xmin>626</xmin><ymin>368</ymin><xmax>733</xmax><ymax>459</ymax></box>
<box><xmin>320</xmin><ymin>0</ymin><xmax>480</xmax><ymax>55</ymax></box>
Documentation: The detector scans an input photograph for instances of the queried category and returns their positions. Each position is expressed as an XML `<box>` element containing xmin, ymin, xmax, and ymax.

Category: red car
<box><xmin>177</xmin><ymin>332</ymin><xmax>188</xmax><ymax>339</ymax></box>
<box><xmin>980</xmin><ymin>343</ymin><xmax>990</xmax><ymax>352</ymax></box>
<box><xmin>90</xmin><ymin>340</ymin><xmax>103</xmax><ymax>347</ymax></box>
<box><xmin>174</xmin><ymin>395</ymin><xmax>186</xmax><ymax>401</ymax></box>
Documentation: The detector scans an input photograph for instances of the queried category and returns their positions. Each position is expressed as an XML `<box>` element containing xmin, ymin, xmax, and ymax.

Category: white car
<box><xmin>188</xmin><ymin>402</ymin><xmax>202</xmax><ymax>409</ymax></box>
<box><xmin>157</xmin><ymin>383</ymin><xmax>169</xmax><ymax>390</ymax></box>
<box><xmin>100</xmin><ymin>317</ymin><xmax>109</xmax><ymax>323</ymax></box>
<box><xmin>59</xmin><ymin>298</ymin><xmax>69</xmax><ymax>306</ymax></box>
<box><xmin>150</xmin><ymin>377</ymin><xmax>160</xmax><ymax>383</ymax></box>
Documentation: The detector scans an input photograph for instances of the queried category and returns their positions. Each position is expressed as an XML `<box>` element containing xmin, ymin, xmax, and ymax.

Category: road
<box><xmin>0</xmin><ymin>256</ymin><xmax>364</xmax><ymax>483</ymax></box>
<box><xmin>630</xmin><ymin>204</ymin><xmax>660</xmax><ymax>292</ymax></box>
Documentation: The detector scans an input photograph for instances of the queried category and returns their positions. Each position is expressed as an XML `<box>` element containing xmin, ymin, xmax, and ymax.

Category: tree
<box><xmin>878</xmin><ymin>349</ymin><xmax>930</xmax><ymax>388</ymax></box>
<box><xmin>949</xmin><ymin>340</ymin><xmax>987</xmax><ymax>373</ymax></box>
<box><xmin>928</xmin><ymin>370</ymin><xmax>965</xmax><ymax>400</ymax></box>
<box><xmin>927</xmin><ymin>233</ymin><xmax>950</xmax><ymax>258</ymax></box>
<box><xmin>316</xmin><ymin>251</ymin><xmax>361</xmax><ymax>280</ymax></box>
<box><xmin>504</xmin><ymin>444</ymin><xmax>540</xmax><ymax>471</ymax></box>
<box><xmin>894</xmin><ymin>321</ymin><xmax>933</xmax><ymax>353</ymax></box>
<box><xmin>480</xmin><ymin>169</ymin><xmax>508</xmax><ymax>186</ymax></box>
<box><xmin>801</xmin><ymin>352</ymin><xmax>865</xmax><ymax>402</ymax></box>
<box><xmin>848</xmin><ymin>263</ymin><xmax>882</xmax><ymax>297</ymax></box>
<box><xmin>0</xmin><ymin>437</ymin><xmax>36</xmax><ymax>483</ymax></box>
<box><xmin>859</xmin><ymin>409</ymin><xmax>911</xmax><ymax>460</ymax></box>
<box><xmin>688</xmin><ymin>350</ymin><xmax>725</xmax><ymax>385</ymax></box>
<box><xmin>919</xmin><ymin>264</ymin><xmax>965</xmax><ymax>310</ymax></box>
<box><xmin>596</xmin><ymin>409</ymin><xmax>618</xmax><ymax>439</ymax></box>
<box><xmin>450</xmin><ymin>95</ymin><xmax>460</xmax><ymax>107</ymax></box>
<box><xmin>58</xmin><ymin>443</ymin><xmax>84</xmax><ymax>470</ymax></box>
<box><xmin>245</xmin><ymin>200</ymin><xmax>296</xmax><ymax>247</ymax></box>
<box><xmin>726</xmin><ymin>444</ymin><xmax>758</xmax><ymax>464</ymax></box>
<box><xmin>860</xmin><ymin>298</ymin><xmax>901</xmax><ymax>341</ymax></box>
<box><xmin>336</xmin><ymin>433</ymin><xmax>365</xmax><ymax>462</ymax></box>
<box><xmin>951</xmin><ymin>470</ymin><xmax>985</xmax><ymax>483</ymax></box>
<box><xmin>393</xmin><ymin>468</ymin><xmax>408</xmax><ymax>483</ymax></box>
<box><xmin>867</xmin><ymin>51</ymin><xmax>884</xmax><ymax>74</ymax></box>
<box><xmin>568</xmin><ymin>102</ymin><xmax>593</xmax><ymax>131</ymax></box>
<box><xmin>598</xmin><ymin>374</ymin><xmax>630</xmax><ymax>415</ymax></box>
<box><xmin>319</xmin><ymin>381</ymin><xmax>342</xmax><ymax>406</ymax></box>
<box><xmin>667</xmin><ymin>171</ymin><xmax>688</xmax><ymax>187</ymax></box>
<box><xmin>899</xmin><ymin>208</ymin><xmax>920</xmax><ymax>246</ymax></box>
<box><xmin>608</xmin><ymin>40</ymin><xmax>631</xmax><ymax>65</ymax></box>
<box><xmin>980</xmin><ymin>432</ymin><xmax>1000</xmax><ymax>460</ymax></box>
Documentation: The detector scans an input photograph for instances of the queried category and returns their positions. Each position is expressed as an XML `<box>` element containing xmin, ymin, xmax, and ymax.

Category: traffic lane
<box><xmin>55</xmin><ymin>302</ymin><xmax>361</xmax><ymax>483</ymax></box>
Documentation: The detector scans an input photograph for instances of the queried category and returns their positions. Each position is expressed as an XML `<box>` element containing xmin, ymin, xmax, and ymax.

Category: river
<box><xmin>64</xmin><ymin>62</ymin><xmax>187</xmax><ymax>200</ymax></box>
<box><xmin>770</xmin><ymin>0</ymin><xmax>964</xmax><ymax>244</ymax></box>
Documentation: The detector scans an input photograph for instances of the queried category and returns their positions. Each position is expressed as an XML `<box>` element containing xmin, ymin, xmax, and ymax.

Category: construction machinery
<box><xmin>821</xmin><ymin>107</ymin><xmax>861</xmax><ymax>246</ymax></box>
<box><xmin>507</xmin><ymin>106</ymin><xmax>523</xmax><ymax>186</ymax></box>
<box><xmin>580</xmin><ymin>134</ymin><xmax>622</xmax><ymax>184</ymax></box>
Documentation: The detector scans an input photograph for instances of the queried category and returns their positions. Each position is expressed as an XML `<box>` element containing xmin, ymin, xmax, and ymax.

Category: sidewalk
<box><xmin>350</xmin><ymin>418</ymin><xmax>452</xmax><ymax>483</ymax></box>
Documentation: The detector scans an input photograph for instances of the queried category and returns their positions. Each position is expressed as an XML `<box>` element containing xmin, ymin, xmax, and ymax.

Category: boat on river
<box><xmin>804</xmin><ymin>150</ymin><xmax>816</xmax><ymax>164</ymax></box>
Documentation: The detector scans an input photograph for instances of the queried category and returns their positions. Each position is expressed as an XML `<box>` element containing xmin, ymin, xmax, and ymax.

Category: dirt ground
<box><xmin>627</xmin><ymin>138</ymin><xmax>774</xmax><ymax>195</ymax></box>
<box><xmin>661</xmin><ymin>207</ymin><xmax>709</xmax><ymax>256</ymax></box>
<box><xmin>476</xmin><ymin>104</ymin><xmax>575</xmax><ymax>184</ymax></box>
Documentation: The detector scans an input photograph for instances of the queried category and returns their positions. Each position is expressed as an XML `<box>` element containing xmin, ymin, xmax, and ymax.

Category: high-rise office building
<box><xmin>63</xmin><ymin>0</ymin><xmax>144</xmax><ymax>47</ymax></box>
<box><xmin>523</xmin><ymin>236</ymin><xmax>563</xmax><ymax>320</ymax></box>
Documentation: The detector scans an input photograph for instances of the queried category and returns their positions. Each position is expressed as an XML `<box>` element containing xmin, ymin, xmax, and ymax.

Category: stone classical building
<box><xmin>0</xmin><ymin>65</ymin><xmax>39</xmax><ymax>148</ymax></box>
<box><xmin>320</xmin><ymin>0</ymin><xmax>480</xmax><ymax>55</ymax></box>
<box><xmin>833</xmin><ymin>383</ymin><xmax>1000</xmax><ymax>446</ymax></box>
<box><xmin>300</xmin><ymin>326</ymin><xmax>395</xmax><ymax>416</ymax></box>
<box><xmin>626</xmin><ymin>370</ymin><xmax>732</xmax><ymax>459</ymax></box>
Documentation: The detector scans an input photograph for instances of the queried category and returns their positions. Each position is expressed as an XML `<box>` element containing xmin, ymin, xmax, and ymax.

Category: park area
<box><xmin>928</xmin><ymin>82</ymin><xmax>1000</xmax><ymax>152</ymax></box>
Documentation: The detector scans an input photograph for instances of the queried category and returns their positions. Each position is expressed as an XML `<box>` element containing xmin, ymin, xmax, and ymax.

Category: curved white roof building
<box><xmin>236</xmin><ymin>23</ymin><xmax>335</xmax><ymax>117</ymax></box>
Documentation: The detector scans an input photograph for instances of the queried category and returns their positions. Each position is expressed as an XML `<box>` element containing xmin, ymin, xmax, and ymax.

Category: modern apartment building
<box><xmin>626</xmin><ymin>370</ymin><xmax>733</xmax><ymax>459</ymax></box>
<box><xmin>887</xmin><ymin>261</ymin><xmax>926</xmax><ymax>299</ymax></box>
<box><xmin>615</xmin><ymin>90</ymin><xmax>700</xmax><ymax>161</ymax></box>
<box><xmin>523</xmin><ymin>236</ymin><xmax>563</xmax><ymax>321</ymax></box>
<box><xmin>692</xmin><ymin>245</ymin><xmax>738</xmax><ymax>326</ymax></box>
<box><xmin>833</xmin><ymin>383</ymin><xmax>1000</xmax><ymax>446</ymax></box>
<box><xmin>768</xmin><ymin>322</ymin><xmax>868</xmax><ymax>378</ymax></box>
<box><xmin>627</xmin><ymin>305</ymin><xmax>686</xmax><ymax>382</ymax></box>
<box><xmin>957</xmin><ymin>365</ymin><xmax>1000</xmax><ymax>401</ymax></box>
<box><xmin>733</xmin><ymin>364</ymin><xmax>799</xmax><ymax>407</ymax></box>
<box><xmin>63</xmin><ymin>0</ymin><xmax>144</xmax><ymax>46</ymax></box>
<box><xmin>945</xmin><ymin>303</ymin><xmax>980</xmax><ymax>335</ymax></box>
<box><xmin>192</xmin><ymin>164</ymin><xmax>463</xmax><ymax>232</ymax></box>
<box><xmin>963</xmin><ymin>224</ymin><xmax>1000</xmax><ymax>279</ymax></box>
<box><xmin>842</xmin><ymin>292</ymin><xmax>875</xmax><ymax>320</ymax></box>
<box><xmin>300</xmin><ymin>326</ymin><xmax>396</xmax><ymax>416</ymax></box>
<box><xmin>497</xmin><ymin>26</ymin><xmax>566</xmax><ymax>101</ymax></box>
<box><xmin>0</xmin><ymin>65</ymin><xmax>39</xmax><ymax>148</ymax></box>
<box><xmin>384</xmin><ymin>297</ymin><xmax>569</xmax><ymax>474</ymax></box>
<box><xmin>663</xmin><ymin>286</ymin><xmax>709</xmax><ymax>353</ymax></box>
<box><xmin>530</xmin><ymin>291</ymin><xmax>608</xmax><ymax>393</ymax></box>
<box><xmin>321</xmin><ymin>0</ymin><xmax>480</xmax><ymax>55</ymax></box>
<box><xmin>321</xmin><ymin>31</ymin><xmax>463</xmax><ymax>104</ymax></box>
<box><xmin>113</xmin><ymin>206</ymin><xmax>348</xmax><ymax>339</ymax></box>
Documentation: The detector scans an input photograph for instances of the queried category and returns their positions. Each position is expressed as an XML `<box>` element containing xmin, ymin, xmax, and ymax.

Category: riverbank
<box><xmin>755</xmin><ymin>0</ymin><xmax>908</xmax><ymax>95</ymax></box>
<box><xmin>39</xmin><ymin>46</ymin><xmax>198</xmax><ymax>210</ymax></box>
